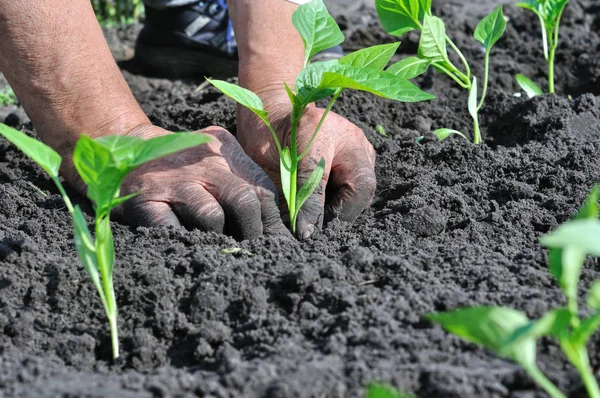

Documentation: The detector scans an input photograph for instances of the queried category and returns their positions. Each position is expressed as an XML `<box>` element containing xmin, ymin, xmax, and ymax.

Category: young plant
<box><xmin>366</xmin><ymin>383</ymin><xmax>416</xmax><ymax>398</ymax></box>
<box><xmin>516</xmin><ymin>0</ymin><xmax>569</xmax><ymax>96</ymax></box>
<box><xmin>0</xmin><ymin>123</ymin><xmax>210</xmax><ymax>360</ymax></box>
<box><xmin>209</xmin><ymin>0</ymin><xmax>434</xmax><ymax>235</ymax></box>
<box><xmin>428</xmin><ymin>187</ymin><xmax>600</xmax><ymax>398</ymax></box>
<box><xmin>375</xmin><ymin>0</ymin><xmax>507</xmax><ymax>144</ymax></box>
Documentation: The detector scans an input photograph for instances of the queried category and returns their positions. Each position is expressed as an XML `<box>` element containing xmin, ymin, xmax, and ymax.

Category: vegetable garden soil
<box><xmin>1</xmin><ymin>0</ymin><xmax>600</xmax><ymax>397</ymax></box>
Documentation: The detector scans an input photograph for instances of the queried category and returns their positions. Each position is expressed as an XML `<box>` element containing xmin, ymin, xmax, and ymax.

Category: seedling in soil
<box><xmin>516</xmin><ymin>0</ymin><xmax>569</xmax><ymax>95</ymax></box>
<box><xmin>375</xmin><ymin>0</ymin><xmax>506</xmax><ymax>144</ymax></box>
<box><xmin>428</xmin><ymin>186</ymin><xmax>600</xmax><ymax>398</ymax></box>
<box><xmin>209</xmin><ymin>0</ymin><xmax>434</xmax><ymax>235</ymax></box>
<box><xmin>366</xmin><ymin>383</ymin><xmax>416</xmax><ymax>398</ymax></box>
<box><xmin>0</xmin><ymin>123</ymin><xmax>210</xmax><ymax>360</ymax></box>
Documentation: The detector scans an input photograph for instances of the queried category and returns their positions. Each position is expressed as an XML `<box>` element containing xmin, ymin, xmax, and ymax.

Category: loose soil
<box><xmin>2</xmin><ymin>1</ymin><xmax>600</xmax><ymax>397</ymax></box>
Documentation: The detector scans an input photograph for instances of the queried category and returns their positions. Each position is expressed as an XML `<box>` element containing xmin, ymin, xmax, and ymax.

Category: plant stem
<box><xmin>433</xmin><ymin>63</ymin><xmax>470</xmax><ymax>89</ymax></box>
<box><xmin>472</xmin><ymin>112</ymin><xmax>482</xmax><ymax>145</ymax></box>
<box><xmin>446</xmin><ymin>36</ymin><xmax>471</xmax><ymax>80</ymax></box>
<box><xmin>477</xmin><ymin>50</ymin><xmax>490</xmax><ymax>111</ymax></box>
<box><xmin>298</xmin><ymin>89</ymin><xmax>342</xmax><ymax>161</ymax></box>
<box><xmin>524</xmin><ymin>364</ymin><xmax>567</xmax><ymax>398</ymax></box>
<box><xmin>548</xmin><ymin>48</ymin><xmax>555</xmax><ymax>94</ymax></box>
<box><xmin>52</xmin><ymin>177</ymin><xmax>75</xmax><ymax>213</ymax></box>
<box><xmin>289</xmin><ymin>114</ymin><xmax>299</xmax><ymax>234</ymax></box>
<box><xmin>574</xmin><ymin>349</ymin><xmax>600</xmax><ymax>398</ymax></box>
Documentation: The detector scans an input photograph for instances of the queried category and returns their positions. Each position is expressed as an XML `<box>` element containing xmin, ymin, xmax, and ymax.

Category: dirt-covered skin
<box><xmin>2</xmin><ymin>1</ymin><xmax>600</xmax><ymax>397</ymax></box>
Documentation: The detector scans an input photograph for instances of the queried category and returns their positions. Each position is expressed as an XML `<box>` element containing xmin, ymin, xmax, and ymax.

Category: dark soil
<box><xmin>2</xmin><ymin>1</ymin><xmax>600</xmax><ymax>397</ymax></box>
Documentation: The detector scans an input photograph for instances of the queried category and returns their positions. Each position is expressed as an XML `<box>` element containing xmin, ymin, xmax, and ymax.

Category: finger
<box><xmin>204</xmin><ymin>170</ymin><xmax>264</xmax><ymax>241</ymax></box>
<box><xmin>326</xmin><ymin>145</ymin><xmax>377</xmax><ymax>223</ymax></box>
<box><xmin>171</xmin><ymin>183</ymin><xmax>225</xmax><ymax>233</ymax></box>
<box><xmin>119</xmin><ymin>197</ymin><xmax>181</xmax><ymax>228</ymax></box>
<box><xmin>295</xmin><ymin>156</ymin><xmax>330</xmax><ymax>240</ymax></box>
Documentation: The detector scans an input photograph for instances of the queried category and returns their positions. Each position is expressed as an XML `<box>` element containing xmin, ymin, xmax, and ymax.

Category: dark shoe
<box><xmin>135</xmin><ymin>0</ymin><xmax>345</xmax><ymax>79</ymax></box>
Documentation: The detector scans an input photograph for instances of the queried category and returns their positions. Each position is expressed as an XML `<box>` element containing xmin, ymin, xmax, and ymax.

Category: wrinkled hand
<box><xmin>237</xmin><ymin>105</ymin><xmax>377</xmax><ymax>240</ymax></box>
<box><xmin>65</xmin><ymin>125</ymin><xmax>290</xmax><ymax>240</ymax></box>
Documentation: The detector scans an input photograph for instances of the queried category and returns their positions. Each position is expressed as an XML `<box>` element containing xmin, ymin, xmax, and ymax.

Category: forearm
<box><xmin>0</xmin><ymin>0</ymin><xmax>149</xmax><ymax>158</ymax></box>
<box><xmin>227</xmin><ymin>0</ymin><xmax>306</xmax><ymax>106</ymax></box>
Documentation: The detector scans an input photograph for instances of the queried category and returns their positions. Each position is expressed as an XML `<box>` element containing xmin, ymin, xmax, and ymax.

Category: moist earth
<box><xmin>2</xmin><ymin>1</ymin><xmax>600</xmax><ymax>397</ymax></box>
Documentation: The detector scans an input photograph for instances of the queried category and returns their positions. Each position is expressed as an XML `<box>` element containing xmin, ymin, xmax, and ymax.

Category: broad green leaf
<box><xmin>292</xmin><ymin>0</ymin><xmax>345</xmax><ymax>66</ymax></box>
<box><xmin>366</xmin><ymin>383</ymin><xmax>415</xmax><ymax>398</ymax></box>
<box><xmin>0</xmin><ymin>123</ymin><xmax>62</xmax><ymax>178</ymax></box>
<box><xmin>468</xmin><ymin>77</ymin><xmax>478</xmax><ymax>121</ymax></box>
<box><xmin>130</xmin><ymin>133</ymin><xmax>212</xmax><ymax>167</ymax></box>
<box><xmin>587</xmin><ymin>280</ymin><xmax>600</xmax><ymax>311</ymax></box>
<box><xmin>516</xmin><ymin>74</ymin><xmax>543</xmax><ymax>98</ymax></box>
<box><xmin>474</xmin><ymin>6</ymin><xmax>506</xmax><ymax>50</ymax></box>
<box><xmin>72</xmin><ymin>206</ymin><xmax>106</xmax><ymax>304</ymax></box>
<box><xmin>387</xmin><ymin>57</ymin><xmax>430</xmax><ymax>79</ymax></box>
<box><xmin>280</xmin><ymin>147</ymin><xmax>293</xmax><ymax>209</ymax></box>
<box><xmin>574</xmin><ymin>185</ymin><xmax>599</xmax><ymax>220</ymax></box>
<box><xmin>418</xmin><ymin>15</ymin><xmax>448</xmax><ymax>62</ymax></box>
<box><xmin>94</xmin><ymin>135</ymin><xmax>144</xmax><ymax>167</ymax></box>
<box><xmin>572</xmin><ymin>312</ymin><xmax>600</xmax><ymax>345</ymax></box>
<box><xmin>433</xmin><ymin>128</ymin><xmax>469</xmax><ymax>142</ymax></box>
<box><xmin>375</xmin><ymin>0</ymin><xmax>428</xmax><ymax>36</ymax></box>
<box><xmin>296</xmin><ymin>157</ymin><xmax>325</xmax><ymax>212</ymax></box>
<box><xmin>541</xmin><ymin>219</ymin><xmax>600</xmax><ymax>256</ymax></box>
<box><xmin>428</xmin><ymin>307</ymin><xmax>536</xmax><ymax>366</ymax></box>
<box><xmin>208</xmin><ymin>79</ymin><xmax>270</xmax><ymax>124</ymax></box>
<box><xmin>339</xmin><ymin>43</ymin><xmax>401</xmax><ymax>70</ymax></box>
<box><xmin>295</xmin><ymin>60</ymin><xmax>341</xmax><ymax>105</ymax></box>
<box><xmin>542</xmin><ymin>0</ymin><xmax>569</xmax><ymax>30</ymax></box>
<box><xmin>73</xmin><ymin>135</ymin><xmax>128</xmax><ymax>214</ymax></box>
<box><xmin>517</xmin><ymin>0</ymin><xmax>543</xmax><ymax>16</ymax></box>
<box><xmin>548</xmin><ymin>246</ymin><xmax>586</xmax><ymax>305</ymax></box>
<box><xmin>502</xmin><ymin>309</ymin><xmax>571</xmax><ymax>348</ymax></box>
<box><xmin>96</xmin><ymin>216</ymin><xmax>115</xmax><ymax>276</ymax></box>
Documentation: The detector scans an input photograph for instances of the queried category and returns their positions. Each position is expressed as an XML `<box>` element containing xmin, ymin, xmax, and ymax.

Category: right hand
<box><xmin>68</xmin><ymin>125</ymin><xmax>291</xmax><ymax>240</ymax></box>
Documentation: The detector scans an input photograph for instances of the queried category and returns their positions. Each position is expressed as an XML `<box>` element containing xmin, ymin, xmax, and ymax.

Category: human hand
<box><xmin>237</xmin><ymin>104</ymin><xmax>377</xmax><ymax>240</ymax></box>
<box><xmin>63</xmin><ymin>125</ymin><xmax>290</xmax><ymax>240</ymax></box>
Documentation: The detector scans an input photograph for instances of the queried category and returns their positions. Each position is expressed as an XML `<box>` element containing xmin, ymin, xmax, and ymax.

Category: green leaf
<box><xmin>502</xmin><ymin>309</ymin><xmax>571</xmax><ymax>348</ymax></box>
<box><xmin>574</xmin><ymin>185</ymin><xmax>599</xmax><ymax>220</ymax></box>
<box><xmin>516</xmin><ymin>74</ymin><xmax>543</xmax><ymax>98</ymax></box>
<box><xmin>339</xmin><ymin>42</ymin><xmax>401</xmax><ymax>70</ymax></box>
<box><xmin>572</xmin><ymin>312</ymin><xmax>600</xmax><ymax>345</ymax></box>
<box><xmin>129</xmin><ymin>133</ymin><xmax>212</xmax><ymax>167</ymax></box>
<box><xmin>587</xmin><ymin>280</ymin><xmax>600</xmax><ymax>311</ymax></box>
<box><xmin>474</xmin><ymin>6</ymin><xmax>506</xmax><ymax>51</ymax></box>
<box><xmin>468</xmin><ymin>77</ymin><xmax>478</xmax><ymax>121</ymax></box>
<box><xmin>284</xmin><ymin>82</ymin><xmax>301</xmax><ymax>110</ymax></box>
<box><xmin>433</xmin><ymin>128</ymin><xmax>469</xmax><ymax>142</ymax></box>
<box><xmin>541</xmin><ymin>219</ymin><xmax>600</xmax><ymax>256</ymax></box>
<box><xmin>375</xmin><ymin>0</ymin><xmax>429</xmax><ymax>36</ymax></box>
<box><xmin>0</xmin><ymin>123</ymin><xmax>62</xmax><ymax>178</ymax></box>
<box><xmin>292</xmin><ymin>0</ymin><xmax>345</xmax><ymax>66</ymax></box>
<box><xmin>418</xmin><ymin>15</ymin><xmax>448</xmax><ymax>63</ymax></box>
<box><xmin>280</xmin><ymin>147</ymin><xmax>293</xmax><ymax>210</ymax></box>
<box><xmin>517</xmin><ymin>0</ymin><xmax>543</xmax><ymax>16</ymax></box>
<box><xmin>96</xmin><ymin>216</ymin><xmax>115</xmax><ymax>276</ymax></box>
<box><xmin>295</xmin><ymin>60</ymin><xmax>341</xmax><ymax>105</ymax></box>
<box><xmin>109</xmin><ymin>192</ymin><xmax>140</xmax><ymax>210</ymax></box>
<box><xmin>365</xmin><ymin>383</ymin><xmax>415</xmax><ymax>398</ymax></box>
<box><xmin>94</xmin><ymin>135</ymin><xmax>145</xmax><ymax>167</ymax></box>
<box><xmin>72</xmin><ymin>206</ymin><xmax>106</xmax><ymax>303</ymax></box>
<box><xmin>428</xmin><ymin>307</ymin><xmax>536</xmax><ymax>366</ymax></box>
<box><xmin>208</xmin><ymin>79</ymin><xmax>270</xmax><ymax>124</ymax></box>
<box><xmin>548</xmin><ymin>246</ymin><xmax>586</xmax><ymax>305</ymax></box>
<box><xmin>296</xmin><ymin>157</ymin><xmax>325</xmax><ymax>212</ymax></box>
<box><xmin>386</xmin><ymin>57</ymin><xmax>430</xmax><ymax>79</ymax></box>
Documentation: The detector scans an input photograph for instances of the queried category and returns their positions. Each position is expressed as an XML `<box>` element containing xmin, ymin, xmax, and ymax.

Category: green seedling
<box><xmin>0</xmin><ymin>86</ymin><xmax>17</xmax><ymax>106</ymax></box>
<box><xmin>375</xmin><ymin>0</ymin><xmax>506</xmax><ymax>144</ymax></box>
<box><xmin>0</xmin><ymin>123</ymin><xmax>210</xmax><ymax>360</ymax></box>
<box><xmin>366</xmin><ymin>383</ymin><xmax>416</xmax><ymax>398</ymax></box>
<box><xmin>376</xmin><ymin>124</ymin><xmax>388</xmax><ymax>137</ymax></box>
<box><xmin>209</xmin><ymin>0</ymin><xmax>433</xmax><ymax>235</ymax></box>
<box><xmin>429</xmin><ymin>186</ymin><xmax>600</xmax><ymax>398</ymax></box>
<box><xmin>516</xmin><ymin>0</ymin><xmax>569</xmax><ymax>95</ymax></box>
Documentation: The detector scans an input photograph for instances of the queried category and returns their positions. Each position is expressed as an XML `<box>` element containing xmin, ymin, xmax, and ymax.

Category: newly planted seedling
<box><xmin>375</xmin><ymin>0</ymin><xmax>506</xmax><ymax>144</ymax></box>
<box><xmin>0</xmin><ymin>123</ymin><xmax>210</xmax><ymax>360</ymax></box>
<box><xmin>516</xmin><ymin>0</ymin><xmax>569</xmax><ymax>95</ymax></box>
<box><xmin>429</xmin><ymin>187</ymin><xmax>600</xmax><ymax>398</ymax></box>
<box><xmin>209</xmin><ymin>0</ymin><xmax>434</xmax><ymax>235</ymax></box>
<box><xmin>366</xmin><ymin>383</ymin><xmax>416</xmax><ymax>398</ymax></box>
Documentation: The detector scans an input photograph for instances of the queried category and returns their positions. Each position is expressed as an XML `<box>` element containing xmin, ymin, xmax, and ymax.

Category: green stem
<box><xmin>298</xmin><ymin>88</ymin><xmax>342</xmax><ymax>161</ymax></box>
<box><xmin>548</xmin><ymin>48</ymin><xmax>555</xmax><ymax>94</ymax></box>
<box><xmin>579</xmin><ymin>356</ymin><xmax>600</xmax><ymax>398</ymax></box>
<box><xmin>477</xmin><ymin>50</ymin><xmax>490</xmax><ymax>111</ymax></box>
<box><xmin>52</xmin><ymin>177</ymin><xmax>75</xmax><ymax>213</ymax></box>
<box><xmin>433</xmin><ymin>63</ymin><xmax>470</xmax><ymax>89</ymax></box>
<box><xmin>289</xmin><ymin>114</ymin><xmax>300</xmax><ymax>234</ymax></box>
<box><xmin>446</xmin><ymin>36</ymin><xmax>471</xmax><ymax>80</ymax></box>
<box><xmin>472</xmin><ymin>111</ymin><xmax>482</xmax><ymax>145</ymax></box>
<box><xmin>524</xmin><ymin>364</ymin><xmax>567</xmax><ymax>398</ymax></box>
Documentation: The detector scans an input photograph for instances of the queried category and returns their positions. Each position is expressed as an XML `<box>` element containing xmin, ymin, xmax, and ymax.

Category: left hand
<box><xmin>237</xmin><ymin>103</ymin><xmax>377</xmax><ymax>240</ymax></box>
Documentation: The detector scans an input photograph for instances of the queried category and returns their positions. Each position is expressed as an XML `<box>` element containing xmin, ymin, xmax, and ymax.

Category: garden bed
<box><xmin>1</xmin><ymin>0</ymin><xmax>600</xmax><ymax>397</ymax></box>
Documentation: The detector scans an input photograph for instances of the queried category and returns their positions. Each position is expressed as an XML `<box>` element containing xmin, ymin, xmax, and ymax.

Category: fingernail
<box><xmin>299</xmin><ymin>224</ymin><xmax>316</xmax><ymax>240</ymax></box>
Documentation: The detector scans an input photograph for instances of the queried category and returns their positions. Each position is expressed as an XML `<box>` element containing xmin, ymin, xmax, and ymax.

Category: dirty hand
<box><xmin>237</xmin><ymin>105</ymin><xmax>377</xmax><ymax>240</ymax></box>
<box><xmin>66</xmin><ymin>125</ymin><xmax>291</xmax><ymax>240</ymax></box>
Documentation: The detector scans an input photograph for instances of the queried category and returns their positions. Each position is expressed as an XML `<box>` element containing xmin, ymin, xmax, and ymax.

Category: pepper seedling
<box><xmin>375</xmin><ymin>0</ymin><xmax>506</xmax><ymax>144</ymax></box>
<box><xmin>516</xmin><ymin>0</ymin><xmax>569</xmax><ymax>96</ymax></box>
<box><xmin>209</xmin><ymin>0</ymin><xmax>434</xmax><ymax>235</ymax></box>
<box><xmin>0</xmin><ymin>123</ymin><xmax>210</xmax><ymax>360</ymax></box>
<box><xmin>428</xmin><ymin>186</ymin><xmax>600</xmax><ymax>398</ymax></box>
